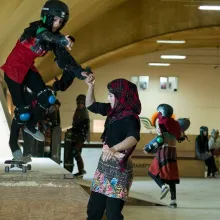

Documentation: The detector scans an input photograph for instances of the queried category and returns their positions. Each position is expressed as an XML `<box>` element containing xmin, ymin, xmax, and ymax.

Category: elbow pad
<box><xmin>37</xmin><ymin>28</ymin><xmax>68</xmax><ymax>46</ymax></box>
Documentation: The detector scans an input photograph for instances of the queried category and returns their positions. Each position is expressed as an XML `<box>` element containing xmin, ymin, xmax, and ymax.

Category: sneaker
<box><xmin>24</xmin><ymin>126</ymin><xmax>45</xmax><ymax>141</ymax></box>
<box><xmin>160</xmin><ymin>186</ymin><xmax>169</xmax><ymax>200</ymax></box>
<box><xmin>12</xmin><ymin>150</ymin><xmax>32</xmax><ymax>163</ymax></box>
<box><xmin>20</xmin><ymin>156</ymin><xmax>32</xmax><ymax>163</ymax></box>
<box><xmin>169</xmin><ymin>202</ymin><xmax>177</xmax><ymax>208</ymax></box>
<box><xmin>207</xmin><ymin>174</ymin><xmax>216</xmax><ymax>178</ymax></box>
<box><xmin>74</xmin><ymin>170</ymin><xmax>87</xmax><ymax>178</ymax></box>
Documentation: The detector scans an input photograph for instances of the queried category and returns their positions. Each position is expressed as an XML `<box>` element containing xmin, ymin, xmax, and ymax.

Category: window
<box><xmin>160</xmin><ymin>76</ymin><xmax>178</xmax><ymax>92</ymax></box>
<box><xmin>131</xmin><ymin>76</ymin><xmax>149</xmax><ymax>91</ymax></box>
<box><xmin>160</xmin><ymin>77</ymin><xmax>168</xmax><ymax>90</ymax></box>
<box><xmin>92</xmin><ymin>119</ymin><xmax>105</xmax><ymax>133</ymax></box>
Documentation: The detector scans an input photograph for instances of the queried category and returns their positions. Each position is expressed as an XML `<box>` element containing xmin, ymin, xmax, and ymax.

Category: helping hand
<box><xmin>85</xmin><ymin>74</ymin><xmax>95</xmax><ymax>87</ymax></box>
<box><xmin>81</xmin><ymin>66</ymin><xmax>93</xmax><ymax>78</ymax></box>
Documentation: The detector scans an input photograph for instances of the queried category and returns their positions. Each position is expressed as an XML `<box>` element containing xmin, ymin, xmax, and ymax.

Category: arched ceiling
<box><xmin>1</xmin><ymin>0</ymin><xmax>220</xmax><ymax>84</ymax></box>
<box><xmin>0</xmin><ymin>0</ymin><xmax>127</xmax><ymax>78</ymax></box>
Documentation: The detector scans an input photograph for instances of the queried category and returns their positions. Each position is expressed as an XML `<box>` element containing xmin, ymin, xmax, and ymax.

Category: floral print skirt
<box><xmin>91</xmin><ymin>152</ymin><xmax>133</xmax><ymax>201</ymax></box>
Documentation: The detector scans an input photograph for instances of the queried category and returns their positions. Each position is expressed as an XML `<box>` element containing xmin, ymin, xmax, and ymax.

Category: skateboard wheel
<box><xmin>27</xmin><ymin>164</ymin><xmax>31</xmax><ymax>170</ymax></box>
<box><xmin>5</xmin><ymin>166</ymin><xmax>9</xmax><ymax>173</ymax></box>
<box><xmin>22</xmin><ymin>166</ymin><xmax>27</xmax><ymax>173</ymax></box>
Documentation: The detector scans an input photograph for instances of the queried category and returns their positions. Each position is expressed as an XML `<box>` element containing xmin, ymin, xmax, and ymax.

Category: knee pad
<box><xmin>14</xmin><ymin>105</ymin><xmax>31</xmax><ymax>125</ymax></box>
<box><xmin>37</xmin><ymin>89</ymin><xmax>56</xmax><ymax>109</ymax></box>
<box><xmin>48</xmin><ymin>95</ymin><xmax>56</xmax><ymax>104</ymax></box>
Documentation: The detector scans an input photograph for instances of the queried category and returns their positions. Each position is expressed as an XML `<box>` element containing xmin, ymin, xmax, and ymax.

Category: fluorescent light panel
<box><xmin>161</xmin><ymin>55</ymin><xmax>186</xmax><ymax>59</ymax></box>
<box><xmin>157</xmin><ymin>40</ymin><xmax>185</xmax><ymax>44</ymax></box>
<box><xmin>199</xmin><ymin>5</ymin><xmax>220</xmax><ymax>10</ymax></box>
<box><xmin>148</xmin><ymin>63</ymin><xmax>170</xmax><ymax>66</ymax></box>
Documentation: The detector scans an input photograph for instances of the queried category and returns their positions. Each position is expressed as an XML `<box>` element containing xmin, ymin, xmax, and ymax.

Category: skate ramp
<box><xmin>75</xmin><ymin>178</ymin><xmax>166</xmax><ymax>207</ymax></box>
<box><xmin>0</xmin><ymin>158</ymin><xmax>90</xmax><ymax>220</ymax></box>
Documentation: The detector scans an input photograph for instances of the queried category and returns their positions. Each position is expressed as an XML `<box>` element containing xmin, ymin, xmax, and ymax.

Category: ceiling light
<box><xmin>199</xmin><ymin>5</ymin><xmax>220</xmax><ymax>10</ymax></box>
<box><xmin>157</xmin><ymin>40</ymin><xmax>185</xmax><ymax>44</ymax></box>
<box><xmin>161</xmin><ymin>55</ymin><xmax>186</xmax><ymax>59</ymax></box>
<box><xmin>148</xmin><ymin>63</ymin><xmax>170</xmax><ymax>66</ymax></box>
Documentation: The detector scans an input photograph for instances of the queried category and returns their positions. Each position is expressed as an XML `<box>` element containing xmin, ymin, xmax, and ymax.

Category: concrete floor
<box><xmin>0</xmin><ymin>148</ymin><xmax>219</xmax><ymax>220</ymax></box>
<box><xmin>73</xmin><ymin>148</ymin><xmax>220</xmax><ymax>220</ymax></box>
<box><xmin>123</xmin><ymin>177</ymin><xmax>220</xmax><ymax>220</ymax></box>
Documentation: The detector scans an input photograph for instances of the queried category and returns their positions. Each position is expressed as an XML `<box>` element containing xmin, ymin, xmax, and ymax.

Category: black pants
<box><xmin>205</xmin><ymin>156</ymin><xmax>217</xmax><ymax>176</ymax></box>
<box><xmin>22</xmin><ymin>130</ymin><xmax>45</xmax><ymax>157</ymax></box>
<box><xmin>148</xmin><ymin>171</ymin><xmax>176</xmax><ymax>200</ymax></box>
<box><xmin>4</xmin><ymin>70</ymin><xmax>47</xmax><ymax>152</ymax></box>
<box><xmin>87</xmin><ymin>192</ymin><xmax>125</xmax><ymax>220</ymax></box>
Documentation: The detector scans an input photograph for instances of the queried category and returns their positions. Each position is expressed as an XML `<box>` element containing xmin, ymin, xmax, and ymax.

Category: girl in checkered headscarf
<box><xmin>101</xmin><ymin>78</ymin><xmax>141</xmax><ymax>167</ymax></box>
<box><xmin>86</xmin><ymin>77</ymin><xmax>141</xmax><ymax>220</ymax></box>
<box><xmin>106</xmin><ymin>78</ymin><xmax>141</xmax><ymax>122</ymax></box>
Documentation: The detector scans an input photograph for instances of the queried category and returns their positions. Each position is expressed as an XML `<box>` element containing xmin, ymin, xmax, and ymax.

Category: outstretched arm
<box><xmin>52</xmin><ymin>46</ymin><xmax>91</xmax><ymax>92</ymax></box>
<box><xmin>52</xmin><ymin>70</ymin><xmax>75</xmax><ymax>92</ymax></box>
<box><xmin>85</xmin><ymin>75</ymin><xmax>110</xmax><ymax>116</ymax></box>
<box><xmin>53</xmin><ymin>45</ymin><xmax>89</xmax><ymax>79</ymax></box>
<box><xmin>85</xmin><ymin>76</ymin><xmax>96</xmax><ymax>107</ymax></box>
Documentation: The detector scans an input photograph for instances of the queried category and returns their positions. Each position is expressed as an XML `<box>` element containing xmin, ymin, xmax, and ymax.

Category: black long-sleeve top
<box><xmin>87</xmin><ymin>102</ymin><xmax>140</xmax><ymax>148</ymax></box>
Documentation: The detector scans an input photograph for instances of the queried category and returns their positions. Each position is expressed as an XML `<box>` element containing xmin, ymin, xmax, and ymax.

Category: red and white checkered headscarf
<box><xmin>107</xmin><ymin>78</ymin><xmax>141</xmax><ymax>123</ymax></box>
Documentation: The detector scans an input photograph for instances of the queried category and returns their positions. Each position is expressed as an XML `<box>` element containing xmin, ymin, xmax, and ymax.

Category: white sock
<box><xmin>171</xmin><ymin>199</ymin><xmax>176</xmax><ymax>203</ymax></box>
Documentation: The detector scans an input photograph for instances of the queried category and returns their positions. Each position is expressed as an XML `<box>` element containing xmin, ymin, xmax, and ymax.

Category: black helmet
<box><xmin>76</xmin><ymin>94</ymin><xmax>86</xmax><ymax>104</ymax></box>
<box><xmin>200</xmin><ymin>126</ymin><xmax>208</xmax><ymax>136</ymax></box>
<box><xmin>41</xmin><ymin>0</ymin><xmax>69</xmax><ymax>31</ymax></box>
<box><xmin>157</xmin><ymin>104</ymin><xmax>173</xmax><ymax>118</ymax></box>
<box><xmin>200</xmin><ymin>126</ymin><xmax>208</xmax><ymax>132</ymax></box>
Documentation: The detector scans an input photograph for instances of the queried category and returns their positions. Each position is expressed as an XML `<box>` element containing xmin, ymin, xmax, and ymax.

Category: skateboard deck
<box><xmin>64</xmin><ymin>129</ymin><xmax>74</xmax><ymax>173</ymax></box>
<box><xmin>73</xmin><ymin>172</ymin><xmax>86</xmax><ymax>178</ymax></box>
<box><xmin>51</xmin><ymin>126</ymin><xmax>62</xmax><ymax>164</ymax></box>
<box><xmin>5</xmin><ymin>160</ymin><xmax>28</xmax><ymax>165</ymax></box>
<box><xmin>4</xmin><ymin>160</ymin><xmax>31</xmax><ymax>173</ymax></box>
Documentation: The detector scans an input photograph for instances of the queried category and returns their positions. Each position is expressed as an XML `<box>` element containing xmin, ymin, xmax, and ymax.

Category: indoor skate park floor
<box><xmin>70</xmin><ymin>148</ymin><xmax>220</xmax><ymax>220</ymax></box>
<box><xmin>0</xmin><ymin>148</ymin><xmax>219</xmax><ymax>220</ymax></box>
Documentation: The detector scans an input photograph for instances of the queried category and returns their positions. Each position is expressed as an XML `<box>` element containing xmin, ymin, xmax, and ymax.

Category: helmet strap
<box><xmin>41</xmin><ymin>15</ymin><xmax>46</xmax><ymax>24</ymax></box>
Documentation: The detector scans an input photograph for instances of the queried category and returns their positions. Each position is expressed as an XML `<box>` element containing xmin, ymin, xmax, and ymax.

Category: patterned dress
<box><xmin>91</xmin><ymin>146</ymin><xmax>133</xmax><ymax>201</ymax></box>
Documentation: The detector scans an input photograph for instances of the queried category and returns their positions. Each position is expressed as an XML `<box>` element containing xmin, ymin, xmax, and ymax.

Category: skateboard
<box><xmin>73</xmin><ymin>172</ymin><xmax>86</xmax><ymax>178</ymax></box>
<box><xmin>51</xmin><ymin>126</ymin><xmax>62</xmax><ymax>164</ymax></box>
<box><xmin>4</xmin><ymin>160</ymin><xmax>31</xmax><ymax>173</ymax></box>
<box><xmin>63</xmin><ymin>129</ymin><xmax>74</xmax><ymax>172</ymax></box>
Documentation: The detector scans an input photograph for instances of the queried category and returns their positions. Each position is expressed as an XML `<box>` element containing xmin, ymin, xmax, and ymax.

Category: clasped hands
<box><xmin>102</xmin><ymin>146</ymin><xmax>118</xmax><ymax>162</ymax></box>
<box><xmin>101</xmin><ymin>145</ymin><xmax>125</xmax><ymax>162</ymax></box>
